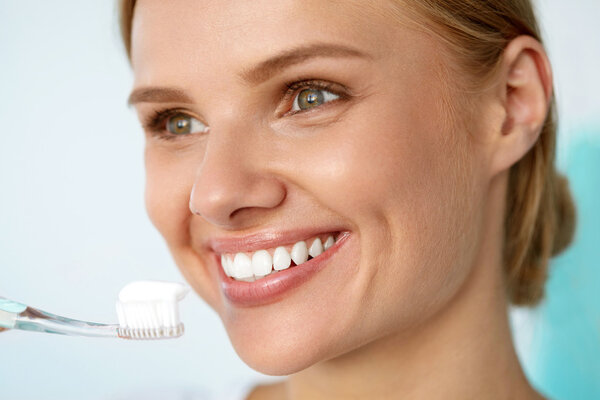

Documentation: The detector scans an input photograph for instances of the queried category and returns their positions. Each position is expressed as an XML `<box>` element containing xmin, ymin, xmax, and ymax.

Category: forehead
<box><xmin>130</xmin><ymin>0</ymin><xmax>415</xmax><ymax>86</ymax></box>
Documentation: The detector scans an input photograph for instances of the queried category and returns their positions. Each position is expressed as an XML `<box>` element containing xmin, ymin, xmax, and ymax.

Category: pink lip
<box><xmin>216</xmin><ymin>231</ymin><xmax>351</xmax><ymax>307</ymax></box>
<box><xmin>207</xmin><ymin>228</ymin><xmax>342</xmax><ymax>254</ymax></box>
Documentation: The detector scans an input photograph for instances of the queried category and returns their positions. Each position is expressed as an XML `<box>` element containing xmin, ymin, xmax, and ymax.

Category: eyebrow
<box><xmin>127</xmin><ymin>87</ymin><xmax>193</xmax><ymax>107</ymax></box>
<box><xmin>240</xmin><ymin>43</ymin><xmax>371</xmax><ymax>85</ymax></box>
<box><xmin>127</xmin><ymin>43</ymin><xmax>370</xmax><ymax>106</ymax></box>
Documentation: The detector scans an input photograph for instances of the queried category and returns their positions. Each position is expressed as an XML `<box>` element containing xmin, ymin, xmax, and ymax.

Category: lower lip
<box><xmin>217</xmin><ymin>232</ymin><xmax>351</xmax><ymax>307</ymax></box>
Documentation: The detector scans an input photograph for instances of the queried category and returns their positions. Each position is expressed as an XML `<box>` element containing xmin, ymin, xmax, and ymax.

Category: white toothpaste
<box><xmin>118</xmin><ymin>280</ymin><xmax>189</xmax><ymax>303</ymax></box>
<box><xmin>116</xmin><ymin>280</ymin><xmax>189</xmax><ymax>330</ymax></box>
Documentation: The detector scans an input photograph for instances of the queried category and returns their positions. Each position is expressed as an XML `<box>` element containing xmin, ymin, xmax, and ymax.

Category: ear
<box><xmin>489</xmin><ymin>35</ymin><xmax>553</xmax><ymax>176</ymax></box>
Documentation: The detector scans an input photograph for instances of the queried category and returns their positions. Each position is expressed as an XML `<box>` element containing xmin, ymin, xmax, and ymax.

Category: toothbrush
<box><xmin>0</xmin><ymin>280</ymin><xmax>189</xmax><ymax>340</ymax></box>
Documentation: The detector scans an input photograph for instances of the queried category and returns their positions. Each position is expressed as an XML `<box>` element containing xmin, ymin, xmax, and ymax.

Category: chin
<box><xmin>232</xmin><ymin>338</ymin><xmax>322</xmax><ymax>376</ymax></box>
<box><xmin>223</xmin><ymin>308</ymin><xmax>335</xmax><ymax>375</ymax></box>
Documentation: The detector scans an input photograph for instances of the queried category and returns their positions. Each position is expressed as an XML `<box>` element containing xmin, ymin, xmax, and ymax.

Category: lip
<box><xmin>207</xmin><ymin>228</ymin><xmax>343</xmax><ymax>254</ymax></box>
<box><xmin>216</xmin><ymin>231</ymin><xmax>351</xmax><ymax>307</ymax></box>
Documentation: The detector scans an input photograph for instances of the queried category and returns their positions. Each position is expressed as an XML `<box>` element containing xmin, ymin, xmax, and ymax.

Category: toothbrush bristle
<box><xmin>117</xmin><ymin>324</ymin><xmax>184</xmax><ymax>340</ymax></box>
<box><xmin>116</xmin><ymin>301</ymin><xmax>184</xmax><ymax>339</ymax></box>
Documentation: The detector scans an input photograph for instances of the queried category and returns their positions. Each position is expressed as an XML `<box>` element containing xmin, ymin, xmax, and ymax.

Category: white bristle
<box><xmin>116</xmin><ymin>281</ymin><xmax>189</xmax><ymax>340</ymax></box>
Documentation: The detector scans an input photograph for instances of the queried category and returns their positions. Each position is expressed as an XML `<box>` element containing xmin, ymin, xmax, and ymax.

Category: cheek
<box><xmin>285</xmin><ymin>91</ymin><xmax>467</xmax><ymax>229</ymax></box>
<box><xmin>144</xmin><ymin>145</ymin><xmax>196</xmax><ymax>247</ymax></box>
<box><xmin>289</xmin><ymin>85</ymin><xmax>480</xmax><ymax>326</ymax></box>
<box><xmin>360</xmin><ymin>109</ymin><xmax>480</xmax><ymax>328</ymax></box>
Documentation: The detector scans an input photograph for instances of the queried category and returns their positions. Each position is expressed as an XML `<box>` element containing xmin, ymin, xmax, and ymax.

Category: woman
<box><xmin>119</xmin><ymin>0</ymin><xmax>575</xmax><ymax>398</ymax></box>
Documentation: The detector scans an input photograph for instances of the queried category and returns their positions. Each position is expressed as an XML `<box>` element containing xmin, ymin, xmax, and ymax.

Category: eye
<box><xmin>166</xmin><ymin>113</ymin><xmax>208</xmax><ymax>135</ymax></box>
<box><xmin>291</xmin><ymin>88</ymin><xmax>340</xmax><ymax>112</ymax></box>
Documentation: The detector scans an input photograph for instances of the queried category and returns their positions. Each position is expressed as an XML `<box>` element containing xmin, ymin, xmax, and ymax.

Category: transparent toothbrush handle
<box><xmin>14</xmin><ymin>306</ymin><xmax>119</xmax><ymax>338</ymax></box>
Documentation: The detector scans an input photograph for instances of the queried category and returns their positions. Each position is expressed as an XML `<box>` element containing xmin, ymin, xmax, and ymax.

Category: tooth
<box><xmin>308</xmin><ymin>238</ymin><xmax>323</xmax><ymax>258</ymax></box>
<box><xmin>238</xmin><ymin>276</ymin><xmax>255</xmax><ymax>282</ymax></box>
<box><xmin>220</xmin><ymin>254</ymin><xmax>231</xmax><ymax>276</ymax></box>
<box><xmin>323</xmin><ymin>235</ymin><xmax>334</xmax><ymax>250</ymax></box>
<box><xmin>291</xmin><ymin>241</ymin><xmax>308</xmax><ymax>265</ymax></box>
<box><xmin>252</xmin><ymin>250</ymin><xmax>273</xmax><ymax>277</ymax></box>
<box><xmin>273</xmin><ymin>246</ymin><xmax>291</xmax><ymax>271</ymax></box>
<box><xmin>226</xmin><ymin>255</ymin><xmax>234</xmax><ymax>277</ymax></box>
<box><xmin>233</xmin><ymin>253</ymin><xmax>253</xmax><ymax>279</ymax></box>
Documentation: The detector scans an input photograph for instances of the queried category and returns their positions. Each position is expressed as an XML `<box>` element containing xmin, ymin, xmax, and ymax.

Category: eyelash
<box><xmin>141</xmin><ymin>79</ymin><xmax>347</xmax><ymax>140</ymax></box>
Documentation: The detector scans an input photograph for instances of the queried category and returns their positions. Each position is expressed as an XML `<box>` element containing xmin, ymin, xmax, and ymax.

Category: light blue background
<box><xmin>0</xmin><ymin>1</ymin><xmax>598</xmax><ymax>399</ymax></box>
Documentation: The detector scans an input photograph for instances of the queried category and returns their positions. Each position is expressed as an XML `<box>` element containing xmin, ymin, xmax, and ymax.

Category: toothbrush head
<box><xmin>115</xmin><ymin>280</ymin><xmax>189</xmax><ymax>340</ymax></box>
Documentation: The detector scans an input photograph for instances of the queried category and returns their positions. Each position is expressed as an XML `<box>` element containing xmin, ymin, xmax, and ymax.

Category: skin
<box><xmin>129</xmin><ymin>0</ymin><xmax>552</xmax><ymax>398</ymax></box>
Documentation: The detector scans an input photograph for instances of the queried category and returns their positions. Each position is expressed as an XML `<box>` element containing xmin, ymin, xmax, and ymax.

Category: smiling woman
<box><xmin>118</xmin><ymin>0</ymin><xmax>575</xmax><ymax>399</ymax></box>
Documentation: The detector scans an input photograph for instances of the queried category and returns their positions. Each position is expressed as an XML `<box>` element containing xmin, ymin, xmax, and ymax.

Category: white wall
<box><xmin>534</xmin><ymin>0</ymin><xmax>600</xmax><ymax>163</ymax></box>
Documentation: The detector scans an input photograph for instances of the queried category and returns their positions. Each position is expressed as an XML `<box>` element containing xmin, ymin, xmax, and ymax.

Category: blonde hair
<box><xmin>118</xmin><ymin>0</ymin><xmax>575</xmax><ymax>306</ymax></box>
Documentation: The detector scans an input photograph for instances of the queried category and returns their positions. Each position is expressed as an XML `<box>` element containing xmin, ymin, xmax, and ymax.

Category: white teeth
<box><xmin>222</xmin><ymin>233</ymin><xmax>339</xmax><ymax>281</ymax></box>
<box><xmin>233</xmin><ymin>253</ymin><xmax>253</xmax><ymax>279</ymax></box>
<box><xmin>323</xmin><ymin>235</ymin><xmax>334</xmax><ymax>250</ymax></box>
<box><xmin>308</xmin><ymin>238</ymin><xmax>323</xmax><ymax>258</ymax></box>
<box><xmin>252</xmin><ymin>250</ymin><xmax>273</xmax><ymax>277</ymax></box>
<box><xmin>291</xmin><ymin>241</ymin><xmax>308</xmax><ymax>265</ymax></box>
<box><xmin>273</xmin><ymin>246</ymin><xmax>292</xmax><ymax>271</ymax></box>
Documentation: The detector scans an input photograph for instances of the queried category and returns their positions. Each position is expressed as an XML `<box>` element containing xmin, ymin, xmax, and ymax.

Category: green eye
<box><xmin>292</xmin><ymin>88</ymin><xmax>340</xmax><ymax>112</ymax></box>
<box><xmin>166</xmin><ymin>113</ymin><xmax>208</xmax><ymax>135</ymax></box>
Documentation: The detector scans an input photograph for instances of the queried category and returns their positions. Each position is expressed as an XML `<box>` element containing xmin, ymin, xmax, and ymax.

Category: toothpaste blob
<box><xmin>118</xmin><ymin>280</ymin><xmax>189</xmax><ymax>303</ymax></box>
<box><xmin>116</xmin><ymin>280</ymin><xmax>189</xmax><ymax>330</ymax></box>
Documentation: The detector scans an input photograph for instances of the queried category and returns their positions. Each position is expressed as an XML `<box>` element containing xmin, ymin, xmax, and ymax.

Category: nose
<box><xmin>189</xmin><ymin>130</ymin><xmax>286</xmax><ymax>228</ymax></box>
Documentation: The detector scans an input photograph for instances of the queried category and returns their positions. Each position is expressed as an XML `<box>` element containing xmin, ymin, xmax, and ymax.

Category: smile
<box><xmin>220</xmin><ymin>233</ymin><xmax>340</xmax><ymax>282</ymax></box>
<box><xmin>212</xmin><ymin>230</ymin><xmax>351</xmax><ymax>307</ymax></box>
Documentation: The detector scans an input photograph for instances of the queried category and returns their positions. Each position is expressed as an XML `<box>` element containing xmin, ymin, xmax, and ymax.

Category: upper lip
<box><xmin>206</xmin><ymin>227</ymin><xmax>343</xmax><ymax>254</ymax></box>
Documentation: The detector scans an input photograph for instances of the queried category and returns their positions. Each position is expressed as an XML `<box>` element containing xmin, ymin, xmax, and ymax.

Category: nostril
<box><xmin>189</xmin><ymin>198</ymin><xmax>201</xmax><ymax>216</ymax></box>
<box><xmin>189</xmin><ymin>185</ymin><xmax>234</xmax><ymax>221</ymax></box>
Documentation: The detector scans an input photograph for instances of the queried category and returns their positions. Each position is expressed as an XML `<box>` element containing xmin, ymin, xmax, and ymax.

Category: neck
<box><xmin>280</xmin><ymin>174</ymin><xmax>542</xmax><ymax>400</ymax></box>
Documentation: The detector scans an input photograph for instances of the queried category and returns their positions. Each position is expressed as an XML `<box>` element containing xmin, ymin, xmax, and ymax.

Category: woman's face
<box><xmin>130</xmin><ymin>0</ymin><xmax>489</xmax><ymax>374</ymax></box>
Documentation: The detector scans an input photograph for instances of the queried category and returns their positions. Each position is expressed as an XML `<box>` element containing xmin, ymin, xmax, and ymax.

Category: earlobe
<box><xmin>490</xmin><ymin>36</ymin><xmax>553</xmax><ymax>175</ymax></box>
